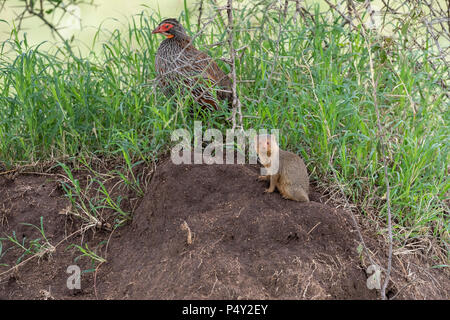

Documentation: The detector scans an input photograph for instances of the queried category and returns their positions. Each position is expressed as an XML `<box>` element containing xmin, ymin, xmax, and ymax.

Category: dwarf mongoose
<box><xmin>254</xmin><ymin>134</ymin><xmax>309</xmax><ymax>202</ymax></box>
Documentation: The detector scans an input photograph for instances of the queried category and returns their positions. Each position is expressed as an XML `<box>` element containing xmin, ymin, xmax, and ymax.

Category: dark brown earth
<box><xmin>0</xmin><ymin>159</ymin><xmax>448</xmax><ymax>299</ymax></box>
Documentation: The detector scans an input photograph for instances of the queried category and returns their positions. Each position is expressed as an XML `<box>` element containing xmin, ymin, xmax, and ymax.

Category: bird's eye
<box><xmin>161</xmin><ymin>23</ymin><xmax>173</xmax><ymax>31</ymax></box>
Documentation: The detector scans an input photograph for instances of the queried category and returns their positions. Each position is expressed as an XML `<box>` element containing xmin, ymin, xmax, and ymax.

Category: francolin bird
<box><xmin>152</xmin><ymin>18</ymin><xmax>232</xmax><ymax>110</ymax></box>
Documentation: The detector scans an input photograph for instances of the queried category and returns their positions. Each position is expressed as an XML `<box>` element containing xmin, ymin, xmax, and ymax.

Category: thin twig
<box><xmin>351</xmin><ymin>1</ymin><xmax>393</xmax><ymax>300</ymax></box>
<box><xmin>226</xmin><ymin>0</ymin><xmax>243</xmax><ymax>131</ymax></box>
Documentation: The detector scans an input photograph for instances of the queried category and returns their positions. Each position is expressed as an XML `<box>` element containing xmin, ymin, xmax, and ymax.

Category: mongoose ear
<box><xmin>265</xmin><ymin>136</ymin><xmax>272</xmax><ymax>156</ymax></box>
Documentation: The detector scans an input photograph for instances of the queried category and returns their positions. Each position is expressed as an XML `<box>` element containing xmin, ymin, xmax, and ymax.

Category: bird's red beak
<box><xmin>152</xmin><ymin>26</ymin><xmax>161</xmax><ymax>34</ymax></box>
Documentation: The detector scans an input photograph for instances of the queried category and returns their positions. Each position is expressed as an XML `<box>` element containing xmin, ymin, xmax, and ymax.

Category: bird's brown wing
<box><xmin>187</xmin><ymin>49</ymin><xmax>233</xmax><ymax>106</ymax></box>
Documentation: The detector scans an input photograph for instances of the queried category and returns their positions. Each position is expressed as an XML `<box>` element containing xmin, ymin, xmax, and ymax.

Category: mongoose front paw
<box><xmin>264</xmin><ymin>188</ymin><xmax>274</xmax><ymax>193</ymax></box>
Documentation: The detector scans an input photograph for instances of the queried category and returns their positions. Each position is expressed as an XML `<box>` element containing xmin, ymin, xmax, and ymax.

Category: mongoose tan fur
<box><xmin>254</xmin><ymin>134</ymin><xmax>309</xmax><ymax>202</ymax></box>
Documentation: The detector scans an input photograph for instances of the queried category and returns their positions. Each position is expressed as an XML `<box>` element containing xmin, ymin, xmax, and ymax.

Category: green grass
<box><xmin>0</xmin><ymin>216</ymin><xmax>54</xmax><ymax>265</ymax></box>
<box><xmin>0</xmin><ymin>3</ymin><xmax>448</xmax><ymax>261</ymax></box>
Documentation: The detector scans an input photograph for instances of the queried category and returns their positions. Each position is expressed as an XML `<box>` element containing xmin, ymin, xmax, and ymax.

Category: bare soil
<box><xmin>0</xmin><ymin>158</ymin><xmax>448</xmax><ymax>299</ymax></box>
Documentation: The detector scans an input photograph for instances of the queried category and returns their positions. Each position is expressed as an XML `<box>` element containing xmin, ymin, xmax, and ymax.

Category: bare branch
<box><xmin>5</xmin><ymin>0</ymin><xmax>95</xmax><ymax>43</ymax></box>
<box><xmin>324</xmin><ymin>0</ymin><xmax>354</xmax><ymax>28</ymax></box>
<box><xmin>226</xmin><ymin>0</ymin><xmax>243</xmax><ymax>131</ymax></box>
<box><xmin>349</xmin><ymin>0</ymin><xmax>393</xmax><ymax>300</ymax></box>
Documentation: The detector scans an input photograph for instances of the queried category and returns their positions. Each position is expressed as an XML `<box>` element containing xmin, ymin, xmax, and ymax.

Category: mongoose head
<box><xmin>254</xmin><ymin>134</ymin><xmax>279</xmax><ymax>163</ymax></box>
<box><xmin>152</xmin><ymin>18</ymin><xmax>189</xmax><ymax>40</ymax></box>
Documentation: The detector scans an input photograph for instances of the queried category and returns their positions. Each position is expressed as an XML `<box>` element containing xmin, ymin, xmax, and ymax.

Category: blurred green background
<box><xmin>1</xmin><ymin>0</ymin><xmax>448</xmax><ymax>55</ymax></box>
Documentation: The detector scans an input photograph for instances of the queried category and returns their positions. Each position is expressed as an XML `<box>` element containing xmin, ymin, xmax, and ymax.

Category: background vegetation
<box><xmin>0</xmin><ymin>0</ymin><xmax>448</xmax><ymax>269</ymax></box>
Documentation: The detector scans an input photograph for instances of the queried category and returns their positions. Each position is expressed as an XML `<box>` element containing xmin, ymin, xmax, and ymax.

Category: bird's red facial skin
<box><xmin>160</xmin><ymin>23</ymin><xmax>174</xmax><ymax>32</ymax></box>
<box><xmin>152</xmin><ymin>23</ymin><xmax>174</xmax><ymax>36</ymax></box>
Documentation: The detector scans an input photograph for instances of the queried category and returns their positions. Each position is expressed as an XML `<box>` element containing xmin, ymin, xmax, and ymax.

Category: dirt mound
<box><xmin>97</xmin><ymin>160</ymin><xmax>376</xmax><ymax>299</ymax></box>
<box><xmin>0</xmin><ymin>173</ymin><xmax>94</xmax><ymax>299</ymax></box>
<box><xmin>1</xmin><ymin>159</ymin><xmax>448</xmax><ymax>299</ymax></box>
